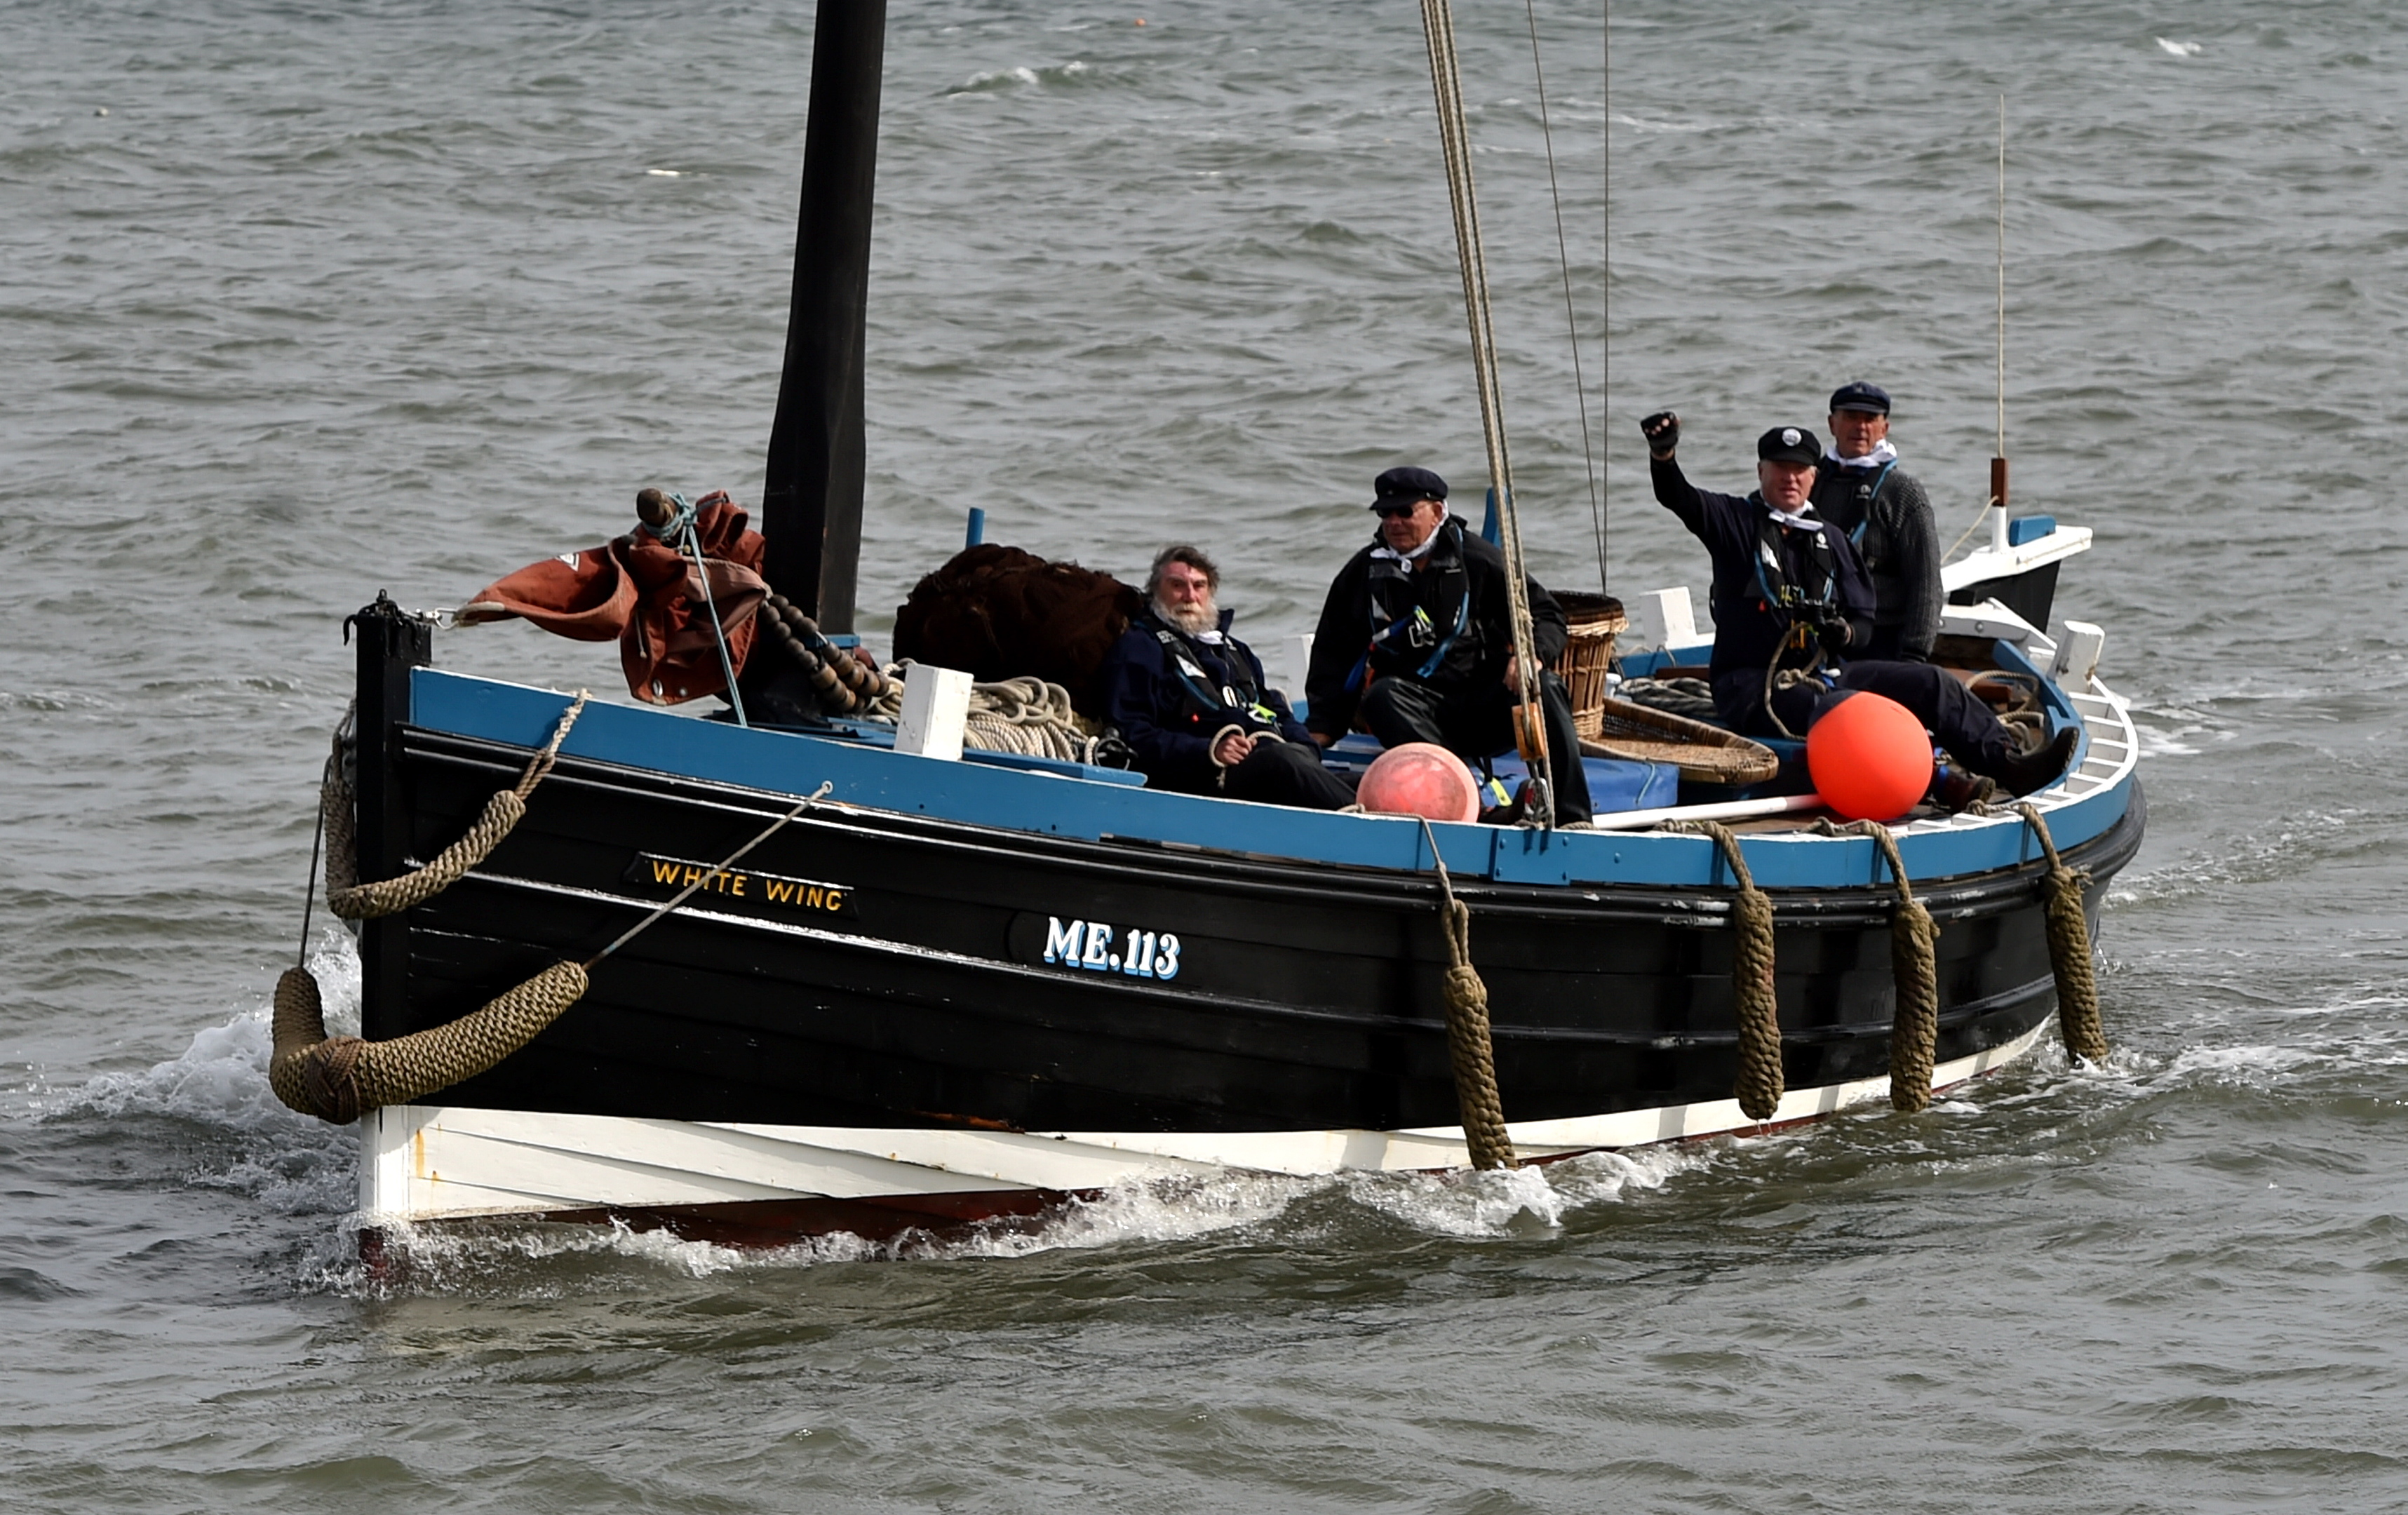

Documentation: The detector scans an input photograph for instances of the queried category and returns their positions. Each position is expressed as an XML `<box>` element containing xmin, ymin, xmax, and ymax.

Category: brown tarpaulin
<box><xmin>457</xmin><ymin>491</ymin><xmax>768</xmax><ymax>706</ymax></box>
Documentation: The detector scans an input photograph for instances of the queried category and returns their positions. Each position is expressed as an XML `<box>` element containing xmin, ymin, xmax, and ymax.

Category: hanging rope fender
<box><xmin>1817</xmin><ymin>819</ymin><xmax>1941</xmax><ymax>1112</ymax></box>
<box><xmin>272</xmin><ymin>767</ymin><xmax>835</xmax><ymax>1125</ymax></box>
<box><xmin>1415</xmin><ymin>819</ymin><xmax>1518</xmax><ymax>1171</ymax></box>
<box><xmin>322</xmin><ymin>692</ymin><xmax>589</xmax><ymax>920</ymax></box>
<box><xmin>1662</xmin><ymin>819</ymin><xmax>1784</xmax><ymax>1122</ymax></box>
<box><xmin>2000</xmin><ymin>800</ymin><xmax>2108</xmax><ymax>1063</ymax></box>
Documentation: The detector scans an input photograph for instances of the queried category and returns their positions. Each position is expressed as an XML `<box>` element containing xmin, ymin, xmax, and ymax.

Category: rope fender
<box><xmin>1818</xmin><ymin>819</ymin><xmax>1940</xmax><ymax>1112</ymax></box>
<box><xmin>1664</xmin><ymin>820</ymin><xmax>1784</xmax><ymax>1122</ymax></box>
<box><xmin>323</xmin><ymin>692</ymin><xmax>588</xmax><ymax>920</ymax></box>
<box><xmin>271</xmin><ymin>960</ymin><xmax>588</xmax><ymax>1125</ymax></box>
<box><xmin>1416</xmin><ymin>819</ymin><xmax>1517</xmax><ymax>1170</ymax></box>
<box><xmin>273</xmin><ymin>698</ymin><xmax>833</xmax><ymax>1125</ymax></box>
<box><xmin>2009</xmin><ymin>800</ymin><xmax>2108</xmax><ymax>1063</ymax></box>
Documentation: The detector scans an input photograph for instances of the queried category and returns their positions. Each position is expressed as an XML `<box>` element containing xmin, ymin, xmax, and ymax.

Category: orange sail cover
<box><xmin>457</xmin><ymin>492</ymin><xmax>769</xmax><ymax>706</ymax></box>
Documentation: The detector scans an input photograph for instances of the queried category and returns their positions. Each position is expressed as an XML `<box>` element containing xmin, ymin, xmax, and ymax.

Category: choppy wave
<box><xmin>946</xmin><ymin>59</ymin><xmax>1090</xmax><ymax>95</ymax></box>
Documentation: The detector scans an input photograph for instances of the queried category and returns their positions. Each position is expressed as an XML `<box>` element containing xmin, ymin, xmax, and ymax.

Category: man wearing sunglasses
<box><xmin>1304</xmin><ymin>466</ymin><xmax>1592</xmax><ymax>825</ymax></box>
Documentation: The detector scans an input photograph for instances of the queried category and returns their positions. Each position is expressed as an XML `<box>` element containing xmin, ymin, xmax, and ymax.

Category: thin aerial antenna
<box><xmin>1991</xmin><ymin>93</ymin><xmax>2007</xmax><ymax>524</ymax></box>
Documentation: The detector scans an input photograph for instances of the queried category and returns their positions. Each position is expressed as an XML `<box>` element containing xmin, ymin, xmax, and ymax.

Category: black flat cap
<box><xmin>1828</xmin><ymin>381</ymin><xmax>1891</xmax><ymax>415</ymax></box>
<box><xmin>1370</xmin><ymin>465</ymin><xmax>1449</xmax><ymax>510</ymax></box>
<box><xmin>1757</xmin><ymin>426</ymin><xmax>1822</xmax><ymax>466</ymax></box>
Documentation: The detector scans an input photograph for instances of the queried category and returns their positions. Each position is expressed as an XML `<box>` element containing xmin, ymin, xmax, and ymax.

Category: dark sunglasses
<box><xmin>1373</xmin><ymin>499</ymin><xmax>1430</xmax><ymax>518</ymax></box>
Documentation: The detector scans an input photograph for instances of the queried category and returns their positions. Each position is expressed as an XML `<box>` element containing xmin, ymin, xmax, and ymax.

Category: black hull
<box><xmin>359</xmin><ymin>724</ymin><xmax>2144</xmax><ymax>1136</ymax></box>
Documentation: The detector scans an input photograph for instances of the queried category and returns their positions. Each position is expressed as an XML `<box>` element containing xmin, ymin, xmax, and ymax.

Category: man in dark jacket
<box><xmin>1809</xmin><ymin>381</ymin><xmax>1942</xmax><ymax>662</ymax></box>
<box><xmin>1304</xmin><ymin>466</ymin><xmax>1592</xmax><ymax>825</ymax></box>
<box><xmin>1101</xmin><ymin>545</ymin><xmax>1353</xmax><ymax>809</ymax></box>
<box><xmin>1642</xmin><ymin>413</ymin><xmax>2074</xmax><ymax>797</ymax></box>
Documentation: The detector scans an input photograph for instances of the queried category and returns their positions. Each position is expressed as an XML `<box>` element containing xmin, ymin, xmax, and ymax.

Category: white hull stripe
<box><xmin>360</xmin><ymin>1023</ymin><xmax>2051</xmax><ymax>1224</ymax></box>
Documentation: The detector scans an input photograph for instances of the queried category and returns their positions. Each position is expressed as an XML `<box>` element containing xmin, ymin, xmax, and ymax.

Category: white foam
<box><xmin>2165</xmin><ymin>1042</ymin><xmax>2313</xmax><ymax>1084</ymax></box>
<box><xmin>1343</xmin><ymin>1144</ymin><xmax>1706</xmax><ymax>1237</ymax></box>
<box><xmin>927</xmin><ymin>1169</ymin><xmax>1317</xmax><ymax>1259</ymax></box>
<box><xmin>2156</xmin><ymin>37</ymin><xmax>2203</xmax><ymax>58</ymax></box>
<box><xmin>948</xmin><ymin>60</ymin><xmax>1089</xmax><ymax>95</ymax></box>
<box><xmin>321</xmin><ymin>1140</ymin><xmax>1726</xmax><ymax>1294</ymax></box>
<box><xmin>45</xmin><ymin>930</ymin><xmax>363</xmax><ymax>1213</ymax></box>
<box><xmin>645</xmin><ymin>168</ymin><xmax>682</xmax><ymax>177</ymax></box>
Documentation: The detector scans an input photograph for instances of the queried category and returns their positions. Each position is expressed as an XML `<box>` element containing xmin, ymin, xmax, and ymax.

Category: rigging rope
<box><xmin>1418</xmin><ymin>0</ymin><xmax>1552</xmax><ymax>826</ymax></box>
<box><xmin>1517</xmin><ymin>0</ymin><xmax>1606</xmax><ymax>596</ymax></box>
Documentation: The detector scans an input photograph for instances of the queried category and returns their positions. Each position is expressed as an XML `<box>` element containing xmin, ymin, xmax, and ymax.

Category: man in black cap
<box><xmin>1810</xmin><ymin>381</ymin><xmax>1942</xmax><ymax>663</ymax></box>
<box><xmin>1640</xmin><ymin>412</ymin><xmax>2075</xmax><ymax>798</ymax></box>
<box><xmin>1303</xmin><ymin>466</ymin><xmax>1592</xmax><ymax>824</ymax></box>
<box><xmin>1101</xmin><ymin>545</ymin><xmax>1354</xmax><ymax>809</ymax></box>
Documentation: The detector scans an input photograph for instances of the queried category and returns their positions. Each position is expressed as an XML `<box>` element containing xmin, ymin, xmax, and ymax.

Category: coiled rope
<box><xmin>1662</xmin><ymin>819</ymin><xmax>1784</xmax><ymax>1121</ymax></box>
<box><xmin>1415</xmin><ymin>819</ymin><xmax>1517</xmax><ymax>1170</ymax></box>
<box><xmin>323</xmin><ymin>692</ymin><xmax>588</xmax><ymax>920</ymax></box>
<box><xmin>1817</xmin><ymin>819</ymin><xmax>1940</xmax><ymax>1112</ymax></box>
<box><xmin>855</xmin><ymin>666</ymin><xmax>1102</xmax><ymax>765</ymax></box>
<box><xmin>960</xmin><ymin>677</ymin><xmax>1103</xmax><ymax>764</ymax></box>
<box><xmin>2005</xmin><ymin>800</ymin><xmax>2108</xmax><ymax>1063</ymax></box>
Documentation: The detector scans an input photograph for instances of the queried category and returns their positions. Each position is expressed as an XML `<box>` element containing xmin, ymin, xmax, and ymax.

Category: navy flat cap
<box><xmin>1370</xmin><ymin>465</ymin><xmax>1449</xmax><ymax>509</ymax></box>
<box><xmin>1828</xmin><ymin>381</ymin><xmax>1891</xmax><ymax>416</ymax></box>
<box><xmin>1757</xmin><ymin>426</ymin><xmax>1823</xmax><ymax>466</ymax></box>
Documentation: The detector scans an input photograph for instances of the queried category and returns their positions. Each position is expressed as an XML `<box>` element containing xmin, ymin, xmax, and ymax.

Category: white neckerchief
<box><xmin>1369</xmin><ymin>527</ymin><xmax>1444</xmax><ymax>565</ymax></box>
<box><xmin>1824</xmin><ymin>439</ymin><xmax>1898</xmax><ymax>471</ymax></box>
<box><xmin>1764</xmin><ymin>501</ymin><xmax>1824</xmax><ymax>534</ymax></box>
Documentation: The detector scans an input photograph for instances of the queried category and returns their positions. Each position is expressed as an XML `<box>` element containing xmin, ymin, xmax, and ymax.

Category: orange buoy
<box><xmin>1358</xmin><ymin>742</ymin><xmax>1480</xmax><ymax>823</ymax></box>
<box><xmin>1806</xmin><ymin>692</ymin><xmax>1935</xmax><ymax>822</ymax></box>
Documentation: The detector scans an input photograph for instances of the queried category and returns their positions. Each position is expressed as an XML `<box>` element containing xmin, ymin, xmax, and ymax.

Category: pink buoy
<box><xmin>1357</xmin><ymin>741</ymin><xmax>1480</xmax><ymax>823</ymax></box>
<box><xmin>1807</xmin><ymin>691</ymin><xmax>1934</xmax><ymax>822</ymax></box>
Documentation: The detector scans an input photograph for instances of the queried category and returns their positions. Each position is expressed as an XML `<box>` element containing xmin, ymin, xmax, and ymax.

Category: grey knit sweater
<box><xmin>1810</xmin><ymin>457</ymin><xmax>1942</xmax><ymax>660</ymax></box>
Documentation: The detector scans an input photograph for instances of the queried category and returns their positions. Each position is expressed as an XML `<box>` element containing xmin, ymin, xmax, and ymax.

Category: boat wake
<box><xmin>311</xmin><ymin>1146</ymin><xmax>1720</xmax><ymax>1299</ymax></box>
<box><xmin>27</xmin><ymin>930</ymin><xmax>1730</xmax><ymax>1298</ymax></box>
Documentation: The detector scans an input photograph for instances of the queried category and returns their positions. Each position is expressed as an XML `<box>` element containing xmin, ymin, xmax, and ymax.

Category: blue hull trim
<box><xmin>412</xmin><ymin>668</ymin><xmax>2132</xmax><ymax>890</ymax></box>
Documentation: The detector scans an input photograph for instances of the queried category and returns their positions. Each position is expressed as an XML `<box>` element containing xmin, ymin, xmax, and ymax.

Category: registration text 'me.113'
<box><xmin>1042</xmin><ymin>917</ymin><xmax>1181</xmax><ymax>980</ymax></box>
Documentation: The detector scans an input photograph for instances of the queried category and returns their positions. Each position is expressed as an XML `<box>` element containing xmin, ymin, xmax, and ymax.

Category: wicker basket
<box><xmin>1579</xmin><ymin>695</ymin><xmax>1780</xmax><ymax>785</ymax></box>
<box><xmin>1549</xmin><ymin>591</ymin><xmax>1626</xmax><ymax>739</ymax></box>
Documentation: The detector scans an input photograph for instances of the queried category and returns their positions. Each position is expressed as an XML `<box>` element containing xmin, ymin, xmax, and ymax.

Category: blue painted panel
<box><xmin>1486</xmin><ymin>750</ymin><xmax>1681</xmax><ymax>813</ymax></box>
<box><xmin>2007</xmin><ymin>514</ymin><xmax>2059</xmax><ymax>546</ymax></box>
<box><xmin>807</xmin><ymin>715</ymin><xmax>1145</xmax><ymax>786</ymax></box>
<box><xmin>410</xmin><ymin>668</ymin><xmax>2129</xmax><ymax>889</ymax></box>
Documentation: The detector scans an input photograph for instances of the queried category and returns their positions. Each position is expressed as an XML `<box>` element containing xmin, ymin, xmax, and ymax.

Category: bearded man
<box><xmin>1099</xmin><ymin>545</ymin><xmax>1354</xmax><ymax>809</ymax></box>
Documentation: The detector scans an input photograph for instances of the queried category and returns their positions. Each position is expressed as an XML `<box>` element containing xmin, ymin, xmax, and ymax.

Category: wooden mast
<box><xmin>761</xmin><ymin>0</ymin><xmax>887</xmax><ymax>633</ymax></box>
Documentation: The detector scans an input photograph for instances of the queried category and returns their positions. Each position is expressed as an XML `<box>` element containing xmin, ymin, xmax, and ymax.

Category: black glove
<box><xmin>1641</xmin><ymin>410</ymin><xmax>1680</xmax><ymax>459</ymax></box>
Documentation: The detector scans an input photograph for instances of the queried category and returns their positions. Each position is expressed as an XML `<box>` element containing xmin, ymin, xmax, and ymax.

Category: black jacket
<box><xmin>1809</xmin><ymin>455</ymin><xmax>1942</xmax><ymax>661</ymax></box>
<box><xmin>1101</xmin><ymin>608</ymin><xmax>1314</xmax><ymax>788</ymax></box>
<box><xmin>1304</xmin><ymin>516</ymin><xmax>1568</xmax><ymax>741</ymax></box>
<box><xmin>1650</xmin><ymin>454</ymin><xmax>1876</xmax><ymax>679</ymax></box>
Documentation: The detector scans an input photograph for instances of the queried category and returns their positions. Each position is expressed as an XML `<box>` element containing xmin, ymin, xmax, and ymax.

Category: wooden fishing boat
<box><xmin>299</xmin><ymin>4</ymin><xmax>2143</xmax><ymax>1249</ymax></box>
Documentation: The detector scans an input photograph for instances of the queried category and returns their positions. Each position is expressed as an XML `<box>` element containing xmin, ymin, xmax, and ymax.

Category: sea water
<box><xmin>5</xmin><ymin>2</ymin><xmax>2407</xmax><ymax>1509</ymax></box>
